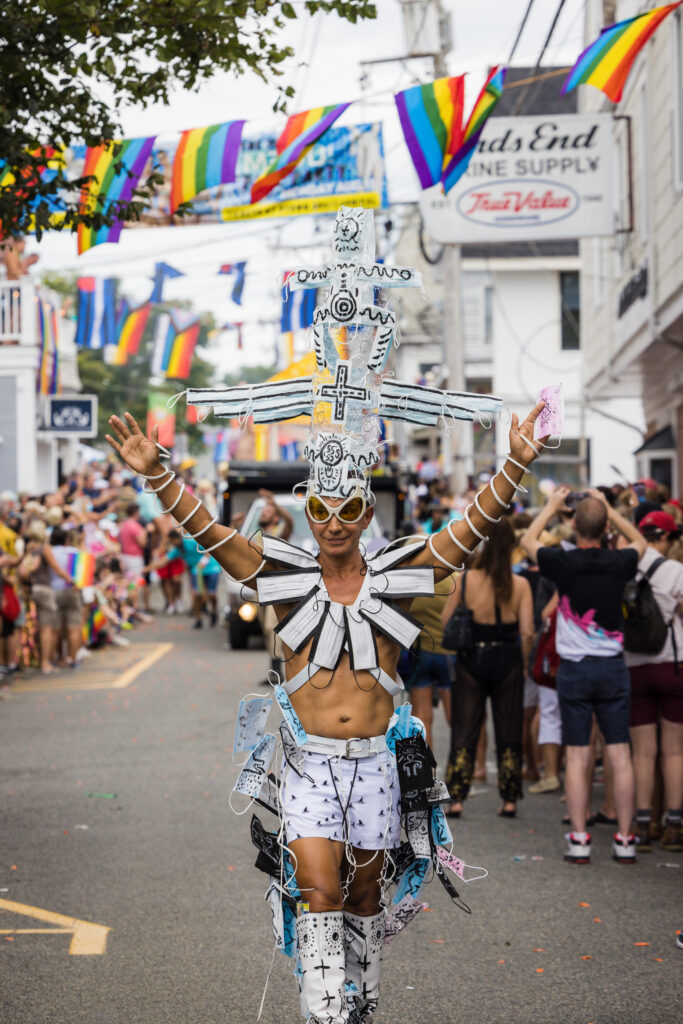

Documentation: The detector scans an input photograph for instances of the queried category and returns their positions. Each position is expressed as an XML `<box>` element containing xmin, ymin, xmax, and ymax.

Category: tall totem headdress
<box><xmin>186</xmin><ymin>206</ymin><xmax>502</xmax><ymax>498</ymax></box>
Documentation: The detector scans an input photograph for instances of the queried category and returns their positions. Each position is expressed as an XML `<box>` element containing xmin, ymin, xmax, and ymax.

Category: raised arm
<box><xmin>413</xmin><ymin>401</ymin><xmax>549</xmax><ymax>577</ymax></box>
<box><xmin>521</xmin><ymin>486</ymin><xmax>571</xmax><ymax>562</ymax></box>
<box><xmin>106</xmin><ymin>412</ymin><xmax>264</xmax><ymax>583</ymax></box>
<box><xmin>587</xmin><ymin>488</ymin><xmax>647</xmax><ymax>559</ymax></box>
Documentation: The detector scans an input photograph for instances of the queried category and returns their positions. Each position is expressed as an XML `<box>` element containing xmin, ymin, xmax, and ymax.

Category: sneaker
<box><xmin>193</xmin><ymin>620</ymin><xmax>203</xmax><ymax>629</ymax></box>
<box><xmin>111</xmin><ymin>634</ymin><xmax>131</xmax><ymax>647</ymax></box>
<box><xmin>632</xmin><ymin>821</ymin><xmax>652</xmax><ymax>852</ymax></box>
<box><xmin>564</xmin><ymin>832</ymin><xmax>591</xmax><ymax>864</ymax></box>
<box><xmin>676</xmin><ymin>929</ymin><xmax>683</xmax><ymax>950</ymax></box>
<box><xmin>660</xmin><ymin>822</ymin><xmax>683</xmax><ymax>853</ymax></box>
<box><xmin>529</xmin><ymin>775</ymin><xmax>561</xmax><ymax>794</ymax></box>
<box><xmin>612</xmin><ymin>833</ymin><xmax>637</xmax><ymax>863</ymax></box>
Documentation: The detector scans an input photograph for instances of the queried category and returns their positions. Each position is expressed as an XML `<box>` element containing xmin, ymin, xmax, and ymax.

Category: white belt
<box><xmin>302</xmin><ymin>734</ymin><xmax>387</xmax><ymax>759</ymax></box>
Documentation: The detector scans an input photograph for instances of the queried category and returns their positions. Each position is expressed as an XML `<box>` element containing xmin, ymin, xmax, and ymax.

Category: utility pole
<box><xmin>361</xmin><ymin>1</ymin><xmax>467</xmax><ymax>491</ymax></box>
<box><xmin>430</xmin><ymin>4</ymin><xmax>468</xmax><ymax>495</ymax></box>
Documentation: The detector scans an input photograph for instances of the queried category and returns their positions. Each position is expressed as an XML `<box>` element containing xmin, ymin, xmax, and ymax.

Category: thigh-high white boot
<box><xmin>296</xmin><ymin>911</ymin><xmax>349</xmax><ymax>1024</ymax></box>
<box><xmin>342</xmin><ymin>911</ymin><xmax>384</xmax><ymax>1022</ymax></box>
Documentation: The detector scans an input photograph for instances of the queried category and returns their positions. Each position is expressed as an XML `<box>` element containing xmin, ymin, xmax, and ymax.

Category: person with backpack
<box><xmin>625</xmin><ymin>510</ymin><xmax>683</xmax><ymax>853</ymax></box>
<box><xmin>522</xmin><ymin>487</ymin><xmax>645</xmax><ymax>864</ymax></box>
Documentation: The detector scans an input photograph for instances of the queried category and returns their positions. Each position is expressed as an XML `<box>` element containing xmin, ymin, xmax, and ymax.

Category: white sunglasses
<box><xmin>306</xmin><ymin>487</ymin><xmax>368</xmax><ymax>524</ymax></box>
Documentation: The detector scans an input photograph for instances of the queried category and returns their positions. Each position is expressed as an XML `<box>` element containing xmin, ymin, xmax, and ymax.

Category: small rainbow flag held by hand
<box><xmin>251</xmin><ymin>103</ymin><xmax>351</xmax><ymax>205</ymax></box>
<box><xmin>77</xmin><ymin>136</ymin><xmax>156</xmax><ymax>254</ymax></box>
<box><xmin>395</xmin><ymin>76</ymin><xmax>465</xmax><ymax>189</ymax></box>
<box><xmin>562</xmin><ymin>2</ymin><xmax>681</xmax><ymax>103</ymax></box>
<box><xmin>441</xmin><ymin>66</ymin><xmax>506</xmax><ymax>195</ymax></box>
<box><xmin>170</xmin><ymin>120</ymin><xmax>245</xmax><ymax>214</ymax></box>
<box><xmin>66</xmin><ymin>552</ymin><xmax>96</xmax><ymax>589</ymax></box>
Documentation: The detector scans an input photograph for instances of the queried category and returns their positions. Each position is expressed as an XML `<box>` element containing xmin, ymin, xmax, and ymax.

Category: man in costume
<box><xmin>106</xmin><ymin>207</ymin><xmax>551</xmax><ymax>1024</ymax></box>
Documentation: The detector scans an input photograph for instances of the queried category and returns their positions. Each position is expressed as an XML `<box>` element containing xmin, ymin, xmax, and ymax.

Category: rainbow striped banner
<box><xmin>151</xmin><ymin>311</ymin><xmax>200</xmax><ymax>379</ymax></box>
<box><xmin>66</xmin><ymin>551</ymin><xmax>96</xmax><ymax>588</ymax></box>
<box><xmin>562</xmin><ymin>2</ymin><xmax>681</xmax><ymax>102</ymax></box>
<box><xmin>251</xmin><ymin>103</ymin><xmax>351</xmax><ymax>204</ymax></box>
<box><xmin>170</xmin><ymin>120</ymin><xmax>245</xmax><ymax>214</ymax></box>
<box><xmin>36</xmin><ymin>294</ymin><xmax>60</xmax><ymax>395</ymax></box>
<box><xmin>77</xmin><ymin>136</ymin><xmax>156</xmax><ymax>253</ymax></box>
<box><xmin>441</xmin><ymin>66</ymin><xmax>506</xmax><ymax>195</ymax></box>
<box><xmin>106</xmin><ymin>301</ymin><xmax>151</xmax><ymax>366</ymax></box>
<box><xmin>395</xmin><ymin>76</ymin><xmax>465</xmax><ymax>189</ymax></box>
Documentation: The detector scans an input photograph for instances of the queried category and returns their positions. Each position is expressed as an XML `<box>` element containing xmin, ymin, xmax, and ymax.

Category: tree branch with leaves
<box><xmin>0</xmin><ymin>0</ymin><xmax>376</xmax><ymax>237</ymax></box>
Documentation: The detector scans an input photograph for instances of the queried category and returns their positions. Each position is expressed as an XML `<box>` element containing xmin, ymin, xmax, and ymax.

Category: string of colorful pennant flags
<box><xmin>5</xmin><ymin>2</ymin><xmax>678</xmax><ymax>257</ymax></box>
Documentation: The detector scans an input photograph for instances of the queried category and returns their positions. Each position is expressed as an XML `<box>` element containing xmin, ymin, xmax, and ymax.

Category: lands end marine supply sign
<box><xmin>420</xmin><ymin>114</ymin><xmax>614</xmax><ymax>243</ymax></box>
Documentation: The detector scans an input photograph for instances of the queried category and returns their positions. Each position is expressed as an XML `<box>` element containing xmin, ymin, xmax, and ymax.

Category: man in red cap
<box><xmin>626</xmin><ymin>510</ymin><xmax>683</xmax><ymax>853</ymax></box>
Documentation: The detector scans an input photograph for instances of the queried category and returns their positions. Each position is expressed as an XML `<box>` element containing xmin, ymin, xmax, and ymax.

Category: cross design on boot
<box><xmin>355</xmin><ymin>951</ymin><xmax>372</xmax><ymax>972</ymax></box>
<box><xmin>314</xmin><ymin>956</ymin><xmax>332</xmax><ymax>980</ymax></box>
<box><xmin>320</xmin><ymin>990</ymin><xmax>335</xmax><ymax>1009</ymax></box>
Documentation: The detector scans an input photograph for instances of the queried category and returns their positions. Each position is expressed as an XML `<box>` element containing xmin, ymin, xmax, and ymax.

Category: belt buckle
<box><xmin>345</xmin><ymin>737</ymin><xmax>367</xmax><ymax>758</ymax></box>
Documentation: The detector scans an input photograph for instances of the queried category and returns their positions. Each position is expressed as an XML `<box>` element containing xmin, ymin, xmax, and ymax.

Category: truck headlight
<box><xmin>238</xmin><ymin>602</ymin><xmax>258</xmax><ymax>623</ymax></box>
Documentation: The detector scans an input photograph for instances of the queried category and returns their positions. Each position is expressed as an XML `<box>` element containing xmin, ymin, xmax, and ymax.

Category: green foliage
<box><xmin>0</xmin><ymin>0</ymin><xmax>377</xmax><ymax>237</ymax></box>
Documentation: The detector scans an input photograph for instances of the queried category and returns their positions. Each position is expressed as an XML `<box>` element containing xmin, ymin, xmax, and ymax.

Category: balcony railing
<box><xmin>0</xmin><ymin>277</ymin><xmax>37</xmax><ymax>346</ymax></box>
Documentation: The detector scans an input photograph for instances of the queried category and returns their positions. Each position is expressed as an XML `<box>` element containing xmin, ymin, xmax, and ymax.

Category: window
<box><xmin>560</xmin><ymin>271</ymin><xmax>580</xmax><ymax>350</ymax></box>
<box><xmin>639</xmin><ymin>84</ymin><xmax>649</xmax><ymax>238</ymax></box>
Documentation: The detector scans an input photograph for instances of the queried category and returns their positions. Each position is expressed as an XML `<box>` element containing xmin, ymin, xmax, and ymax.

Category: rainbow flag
<box><xmin>151</xmin><ymin>311</ymin><xmax>200</xmax><ymax>379</ymax></box>
<box><xmin>36</xmin><ymin>295</ymin><xmax>60</xmax><ymax>395</ymax></box>
<box><xmin>562</xmin><ymin>2</ymin><xmax>681</xmax><ymax>102</ymax></box>
<box><xmin>170</xmin><ymin>120</ymin><xmax>245</xmax><ymax>214</ymax></box>
<box><xmin>441</xmin><ymin>66</ymin><xmax>506</xmax><ymax>195</ymax></box>
<box><xmin>83</xmin><ymin>606</ymin><xmax>108</xmax><ymax>645</ymax></box>
<box><xmin>107</xmin><ymin>301</ymin><xmax>151</xmax><ymax>366</ymax></box>
<box><xmin>66</xmin><ymin>551</ymin><xmax>96</xmax><ymax>588</ymax></box>
<box><xmin>77</xmin><ymin>136</ymin><xmax>156</xmax><ymax>253</ymax></box>
<box><xmin>251</xmin><ymin>103</ymin><xmax>351</xmax><ymax>204</ymax></box>
<box><xmin>395</xmin><ymin>76</ymin><xmax>465</xmax><ymax>189</ymax></box>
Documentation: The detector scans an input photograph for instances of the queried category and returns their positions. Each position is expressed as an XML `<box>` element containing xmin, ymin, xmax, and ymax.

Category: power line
<box><xmin>507</xmin><ymin>0</ymin><xmax>536</xmax><ymax>64</ymax></box>
<box><xmin>512</xmin><ymin>0</ymin><xmax>568</xmax><ymax>115</ymax></box>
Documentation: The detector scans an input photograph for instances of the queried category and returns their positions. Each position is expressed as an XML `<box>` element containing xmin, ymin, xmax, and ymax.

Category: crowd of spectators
<box><xmin>0</xmin><ymin>459</ymin><xmax>221</xmax><ymax>683</ymax></box>
<box><xmin>401</xmin><ymin>472</ymin><xmax>683</xmax><ymax>863</ymax></box>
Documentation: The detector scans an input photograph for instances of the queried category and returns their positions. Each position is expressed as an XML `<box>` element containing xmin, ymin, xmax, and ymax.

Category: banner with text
<box><xmin>68</xmin><ymin>122</ymin><xmax>388</xmax><ymax>230</ymax></box>
<box><xmin>419</xmin><ymin>114</ymin><xmax>615</xmax><ymax>243</ymax></box>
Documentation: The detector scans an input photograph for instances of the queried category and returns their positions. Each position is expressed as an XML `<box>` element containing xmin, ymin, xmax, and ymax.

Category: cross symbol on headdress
<box><xmin>317</xmin><ymin>360</ymin><xmax>370</xmax><ymax>424</ymax></box>
<box><xmin>314</xmin><ymin>956</ymin><xmax>332</xmax><ymax>980</ymax></box>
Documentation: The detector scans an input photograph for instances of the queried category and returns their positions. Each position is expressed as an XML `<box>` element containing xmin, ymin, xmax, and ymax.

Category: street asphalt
<box><xmin>1</xmin><ymin>609</ymin><xmax>681</xmax><ymax>1024</ymax></box>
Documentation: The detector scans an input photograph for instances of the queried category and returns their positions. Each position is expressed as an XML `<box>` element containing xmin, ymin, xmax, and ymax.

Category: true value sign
<box><xmin>419</xmin><ymin>114</ymin><xmax>615</xmax><ymax>243</ymax></box>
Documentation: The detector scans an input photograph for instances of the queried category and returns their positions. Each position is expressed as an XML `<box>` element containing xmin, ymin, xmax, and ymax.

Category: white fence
<box><xmin>0</xmin><ymin>278</ymin><xmax>36</xmax><ymax>346</ymax></box>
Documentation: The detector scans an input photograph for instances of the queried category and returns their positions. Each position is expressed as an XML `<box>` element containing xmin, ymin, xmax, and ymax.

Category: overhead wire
<box><xmin>512</xmin><ymin>0</ymin><xmax>569</xmax><ymax>114</ymax></box>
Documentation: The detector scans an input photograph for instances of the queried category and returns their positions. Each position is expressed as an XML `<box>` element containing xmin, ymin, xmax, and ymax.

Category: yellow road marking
<box><xmin>10</xmin><ymin>642</ymin><xmax>173</xmax><ymax>693</ymax></box>
<box><xmin>110</xmin><ymin>641</ymin><xmax>173</xmax><ymax>688</ymax></box>
<box><xmin>0</xmin><ymin>899</ymin><xmax>110</xmax><ymax>954</ymax></box>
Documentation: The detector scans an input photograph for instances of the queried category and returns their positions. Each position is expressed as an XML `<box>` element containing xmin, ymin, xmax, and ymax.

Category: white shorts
<box><xmin>281</xmin><ymin>747</ymin><xmax>401</xmax><ymax>851</ymax></box>
<box><xmin>524</xmin><ymin>676</ymin><xmax>540</xmax><ymax>709</ymax></box>
<box><xmin>538</xmin><ymin>684</ymin><xmax>562</xmax><ymax>746</ymax></box>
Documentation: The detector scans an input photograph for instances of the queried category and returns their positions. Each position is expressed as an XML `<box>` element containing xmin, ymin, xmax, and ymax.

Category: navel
<box><xmin>340</xmin><ymin>716</ymin><xmax>351</xmax><ymax>723</ymax></box>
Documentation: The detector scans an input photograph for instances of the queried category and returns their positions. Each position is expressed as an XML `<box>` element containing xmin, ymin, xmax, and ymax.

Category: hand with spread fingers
<box><xmin>509</xmin><ymin>400</ymin><xmax>550</xmax><ymax>465</ymax></box>
<box><xmin>106</xmin><ymin>413</ymin><xmax>165</xmax><ymax>477</ymax></box>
